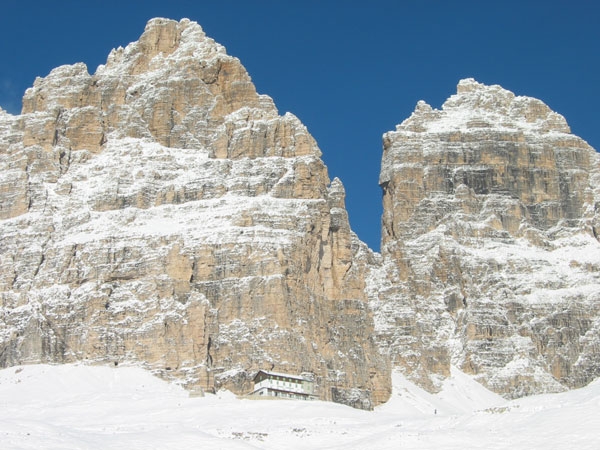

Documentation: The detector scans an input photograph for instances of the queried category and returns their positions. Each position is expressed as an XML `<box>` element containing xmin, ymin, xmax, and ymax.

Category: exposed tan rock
<box><xmin>374</xmin><ymin>79</ymin><xmax>600</xmax><ymax>397</ymax></box>
<box><xmin>0</xmin><ymin>18</ymin><xmax>390</xmax><ymax>409</ymax></box>
<box><xmin>2</xmin><ymin>21</ymin><xmax>599</xmax><ymax>406</ymax></box>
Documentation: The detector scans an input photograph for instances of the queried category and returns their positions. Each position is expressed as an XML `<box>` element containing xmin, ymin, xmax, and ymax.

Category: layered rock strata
<box><xmin>374</xmin><ymin>79</ymin><xmax>600</xmax><ymax>397</ymax></box>
<box><xmin>0</xmin><ymin>18</ymin><xmax>390</xmax><ymax>408</ymax></box>
<box><xmin>2</xmin><ymin>18</ymin><xmax>599</xmax><ymax>405</ymax></box>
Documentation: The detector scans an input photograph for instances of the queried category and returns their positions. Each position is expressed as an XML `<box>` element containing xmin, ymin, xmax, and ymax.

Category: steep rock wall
<box><xmin>0</xmin><ymin>18</ymin><xmax>390</xmax><ymax>409</ymax></box>
<box><xmin>374</xmin><ymin>79</ymin><xmax>600</xmax><ymax>397</ymax></box>
<box><xmin>2</xmin><ymin>19</ymin><xmax>599</xmax><ymax>405</ymax></box>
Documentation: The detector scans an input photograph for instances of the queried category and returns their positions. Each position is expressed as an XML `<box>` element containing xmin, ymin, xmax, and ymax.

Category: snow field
<box><xmin>1</xmin><ymin>364</ymin><xmax>598</xmax><ymax>449</ymax></box>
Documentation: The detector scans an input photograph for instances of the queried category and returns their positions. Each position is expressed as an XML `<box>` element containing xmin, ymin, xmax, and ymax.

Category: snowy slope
<box><xmin>1</xmin><ymin>364</ymin><xmax>598</xmax><ymax>450</ymax></box>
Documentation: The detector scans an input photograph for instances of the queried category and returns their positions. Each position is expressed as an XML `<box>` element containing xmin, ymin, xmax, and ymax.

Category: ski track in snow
<box><xmin>0</xmin><ymin>364</ymin><xmax>598</xmax><ymax>449</ymax></box>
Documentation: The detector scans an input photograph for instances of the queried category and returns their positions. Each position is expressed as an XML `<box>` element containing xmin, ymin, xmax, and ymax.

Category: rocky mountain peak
<box><xmin>99</xmin><ymin>18</ymin><xmax>228</xmax><ymax>79</ymax></box>
<box><xmin>1</xmin><ymin>19</ymin><xmax>598</xmax><ymax>407</ymax></box>
<box><xmin>20</xmin><ymin>17</ymin><xmax>287</xmax><ymax>157</ymax></box>
<box><xmin>381</xmin><ymin>79</ymin><xmax>596</xmax><ymax>245</ymax></box>
<box><xmin>136</xmin><ymin>17</ymin><xmax>197</xmax><ymax>60</ymax></box>
<box><xmin>397</xmin><ymin>78</ymin><xmax>571</xmax><ymax>135</ymax></box>
<box><xmin>375</xmin><ymin>79</ymin><xmax>600</xmax><ymax>397</ymax></box>
<box><xmin>0</xmin><ymin>18</ymin><xmax>389</xmax><ymax>409</ymax></box>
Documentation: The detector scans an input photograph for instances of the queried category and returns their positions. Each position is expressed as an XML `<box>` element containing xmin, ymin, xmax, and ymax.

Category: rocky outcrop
<box><xmin>1</xmin><ymin>19</ymin><xmax>599</xmax><ymax>406</ymax></box>
<box><xmin>0</xmin><ymin>18</ymin><xmax>389</xmax><ymax>409</ymax></box>
<box><xmin>374</xmin><ymin>79</ymin><xmax>600</xmax><ymax>397</ymax></box>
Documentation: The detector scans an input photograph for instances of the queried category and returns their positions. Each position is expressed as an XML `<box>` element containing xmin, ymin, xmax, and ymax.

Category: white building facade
<box><xmin>251</xmin><ymin>370</ymin><xmax>316</xmax><ymax>400</ymax></box>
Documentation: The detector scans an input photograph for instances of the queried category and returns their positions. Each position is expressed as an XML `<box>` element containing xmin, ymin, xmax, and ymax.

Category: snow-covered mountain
<box><xmin>373</xmin><ymin>78</ymin><xmax>600</xmax><ymax>396</ymax></box>
<box><xmin>1</xmin><ymin>18</ymin><xmax>599</xmax><ymax>408</ymax></box>
<box><xmin>0</xmin><ymin>18</ymin><xmax>388</xmax><ymax>408</ymax></box>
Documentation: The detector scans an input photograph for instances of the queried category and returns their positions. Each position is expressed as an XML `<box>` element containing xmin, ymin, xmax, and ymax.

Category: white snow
<box><xmin>1</xmin><ymin>364</ymin><xmax>598</xmax><ymax>450</ymax></box>
<box><xmin>394</xmin><ymin>78</ymin><xmax>572</xmax><ymax>136</ymax></box>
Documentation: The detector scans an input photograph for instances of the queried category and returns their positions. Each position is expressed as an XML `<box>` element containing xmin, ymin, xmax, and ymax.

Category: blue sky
<box><xmin>1</xmin><ymin>1</ymin><xmax>598</xmax><ymax>251</ymax></box>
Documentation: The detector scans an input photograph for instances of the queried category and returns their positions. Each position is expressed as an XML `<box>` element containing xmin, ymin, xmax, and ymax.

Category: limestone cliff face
<box><xmin>0</xmin><ymin>18</ymin><xmax>389</xmax><ymax>409</ymax></box>
<box><xmin>374</xmin><ymin>79</ymin><xmax>600</xmax><ymax>397</ymax></box>
<box><xmin>2</xmin><ymin>20</ymin><xmax>599</xmax><ymax>405</ymax></box>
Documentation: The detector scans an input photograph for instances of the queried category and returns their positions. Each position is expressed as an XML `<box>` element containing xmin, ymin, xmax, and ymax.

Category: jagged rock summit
<box><xmin>374</xmin><ymin>78</ymin><xmax>600</xmax><ymax>397</ymax></box>
<box><xmin>0</xmin><ymin>18</ymin><xmax>389</xmax><ymax>409</ymax></box>
<box><xmin>1</xmin><ymin>18</ymin><xmax>599</xmax><ymax>407</ymax></box>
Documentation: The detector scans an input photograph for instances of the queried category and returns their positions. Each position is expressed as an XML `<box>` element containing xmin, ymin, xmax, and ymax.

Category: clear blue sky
<box><xmin>1</xmin><ymin>1</ymin><xmax>598</xmax><ymax>251</ymax></box>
